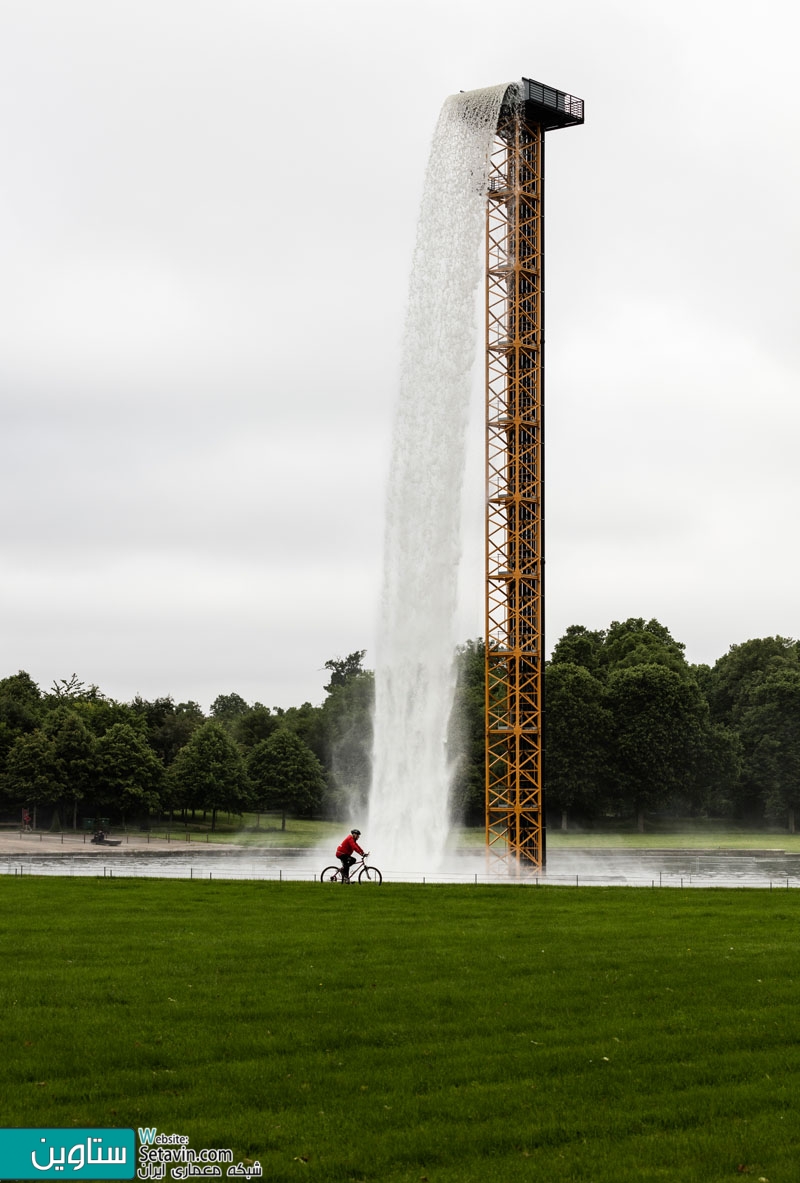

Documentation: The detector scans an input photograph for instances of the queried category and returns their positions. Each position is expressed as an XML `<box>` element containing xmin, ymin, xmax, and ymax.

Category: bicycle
<box><xmin>320</xmin><ymin>854</ymin><xmax>382</xmax><ymax>885</ymax></box>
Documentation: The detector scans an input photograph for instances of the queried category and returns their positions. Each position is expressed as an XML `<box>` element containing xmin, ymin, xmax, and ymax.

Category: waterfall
<box><xmin>367</xmin><ymin>82</ymin><xmax>518</xmax><ymax>873</ymax></box>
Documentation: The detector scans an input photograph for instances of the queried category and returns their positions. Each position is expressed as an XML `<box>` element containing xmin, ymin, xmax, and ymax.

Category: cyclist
<box><xmin>336</xmin><ymin>828</ymin><xmax>366</xmax><ymax>883</ymax></box>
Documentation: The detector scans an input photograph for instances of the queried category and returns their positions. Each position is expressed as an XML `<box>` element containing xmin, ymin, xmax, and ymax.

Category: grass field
<box><xmin>3</xmin><ymin>879</ymin><xmax>799</xmax><ymax>1181</ymax></box>
<box><xmin>547</xmin><ymin>831</ymin><xmax>800</xmax><ymax>851</ymax></box>
<box><xmin>124</xmin><ymin>814</ymin><xmax>800</xmax><ymax>854</ymax></box>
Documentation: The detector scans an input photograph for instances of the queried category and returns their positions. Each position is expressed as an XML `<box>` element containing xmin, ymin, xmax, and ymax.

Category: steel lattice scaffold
<box><xmin>485</xmin><ymin>79</ymin><xmax>584</xmax><ymax>873</ymax></box>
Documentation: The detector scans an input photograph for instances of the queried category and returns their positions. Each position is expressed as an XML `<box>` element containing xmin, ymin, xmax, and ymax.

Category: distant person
<box><xmin>336</xmin><ymin>829</ymin><xmax>365</xmax><ymax>883</ymax></box>
<box><xmin>22</xmin><ymin>810</ymin><xmax>31</xmax><ymax>832</ymax></box>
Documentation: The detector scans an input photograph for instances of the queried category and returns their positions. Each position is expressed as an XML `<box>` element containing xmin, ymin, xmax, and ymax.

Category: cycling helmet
<box><xmin>351</xmin><ymin>828</ymin><xmax>361</xmax><ymax>837</ymax></box>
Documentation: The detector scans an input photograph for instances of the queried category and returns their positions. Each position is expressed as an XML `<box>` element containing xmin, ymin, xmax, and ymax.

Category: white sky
<box><xmin>1</xmin><ymin>0</ymin><xmax>798</xmax><ymax>711</ymax></box>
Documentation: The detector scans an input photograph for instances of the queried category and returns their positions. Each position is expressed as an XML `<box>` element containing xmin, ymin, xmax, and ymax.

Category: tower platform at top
<box><xmin>512</xmin><ymin>77</ymin><xmax>584</xmax><ymax>130</ymax></box>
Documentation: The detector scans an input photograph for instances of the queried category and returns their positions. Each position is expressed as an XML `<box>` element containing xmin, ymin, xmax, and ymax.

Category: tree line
<box><xmin>542</xmin><ymin>620</ymin><xmax>800</xmax><ymax>831</ymax></box>
<box><xmin>0</xmin><ymin>656</ymin><xmax>373</xmax><ymax>831</ymax></box>
<box><xmin>2</xmin><ymin>619</ymin><xmax>799</xmax><ymax>832</ymax></box>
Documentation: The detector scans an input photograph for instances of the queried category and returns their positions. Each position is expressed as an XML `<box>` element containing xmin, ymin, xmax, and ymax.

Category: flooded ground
<box><xmin>3</xmin><ymin>835</ymin><xmax>800</xmax><ymax>888</ymax></box>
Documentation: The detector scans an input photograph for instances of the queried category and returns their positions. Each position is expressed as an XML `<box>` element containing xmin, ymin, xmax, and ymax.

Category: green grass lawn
<box><xmin>546</xmin><ymin>830</ymin><xmax>800</xmax><ymax>851</ymax></box>
<box><xmin>2</xmin><ymin>880</ymin><xmax>798</xmax><ymax>1182</ymax></box>
<box><xmin>138</xmin><ymin>815</ymin><xmax>800</xmax><ymax>854</ymax></box>
<box><xmin>140</xmin><ymin>815</ymin><xmax>345</xmax><ymax>847</ymax></box>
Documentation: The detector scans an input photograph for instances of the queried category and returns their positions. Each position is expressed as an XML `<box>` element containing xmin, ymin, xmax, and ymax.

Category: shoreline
<box><xmin>0</xmin><ymin>831</ymin><xmax>793</xmax><ymax>861</ymax></box>
<box><xmin>0</xmin><ymin>831</ymin><xmax>249</xmax><ymax>856</ymax></box>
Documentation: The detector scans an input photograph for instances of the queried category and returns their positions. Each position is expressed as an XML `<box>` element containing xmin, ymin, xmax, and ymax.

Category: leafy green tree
<box><xmin>0</xmin><ymin>671</ymin><xmax>43</xmax><ymax>769</ymax></box>
<box><xmin>279</xmin><ymin>701</ymin><xmax>325</xmax><ymax>760</ymax></box>
<box><xmin>687</xmin><ymin>722</ymin><xmax>743</xmax><ymax>818</ymax></box>
<box><xmin>72</xmin><ymin>695</ymin><xmax>142</xmax><ymax>740</ymax></box>
<box><xmin>739</xmin><ymin>668</ymin><xmax>800</xmax><ymax>830</ymax></box>
<box><xmin>544</xmin><ymin>662</ymin><xmax>611</xmax><ymax>828</ymax></box>
<box><xmin>50</xmin><ymin>673</ymin><xmax>88</xmax><ymax>700</ymax></box>
<box><xmin>549</xmin><ymin>625</ymin><xmax>606</xmax><ymax>674</ymax></box>
<box><xmin>95</xmin><ymin>723</ymin><xmax>164</xmax><ymax>825</ymax></box>
<box><xmin>0</xmin><ymin>670</ymin><xmax>43</xmax><ymax>729</ymax></box>
<box><xmin>314</xmin><ymin>652</ymin><xmax>374</xmax><ymax>819</ymax></box>
<box><xmin>0</xmin><ymin>723</ymin><xmax>15</xmax><ymax>774</ymax></box>
<box><xmin>168</xmin><ymin>721</ymin><xmax>250</xmax><ymax>830</ymax></box>
<box><xmin>45</xmin><ymin>707</ymin><xmax>98</xmax><ymax>829</ymax></box>
<box><xmin>318</xmin><ymin>669</ymin><xmax>374</xmax><ymax>818</ymax></box>
<box><xmin>234</xmin><ymin>704</ymin><xmax>280</xmax><ymax>751</ymax></box>
<box><xmin>550</xmin><ymin>620</ymin><xmax>688</xmax><ymax>679</ymax></box>
<box><xmin>601</xmin><ymin>618</ymin><xmax>688</xmax><ymax>675</ymax></box>
<box><xmin>129</xmin><ymin>696</ymin><xmax>205</xmax><ymax>765</ymax></box>
<box><xmin>248</xmin><ymin>729</ymin><xmax>325</xmax><ymax>830</ymax></box>
<box><xmin>606</xmin><ymin>664</ymin><xmax>706</xmax><ymax>829</ymax></box>
<box><xmin>2</xmin><ymin>730</ymin><xmax>63</xmax><ymax>826</ymax></box>
<box><xmin>323</xmin><ymin>651</ymin><xmax>367</xmax><ymax>693</ymax></box>
<box><xmin>210</xmin><ymin>693</ymin><xmax>250</xmax><ymax>727</ymax></box>
<box><xmin>705</xmin><ymin>637</ymin><xmax>800</xmax><ymax>819</ymax></box>
<box><xmin>706</xmin><ymin>637</ymin><xmax>800</xmax><ymax>727</ymax></box>
<box><xmin>547</xmin><ymin>619</ymin><xmax>738</xmax><ymax>826</ymax></box>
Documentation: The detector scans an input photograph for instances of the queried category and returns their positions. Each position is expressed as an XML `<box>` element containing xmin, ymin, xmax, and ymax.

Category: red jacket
<box><xmin>336</xmin><ymin>834</ymin><xmax>364</xmax><ymax>859</ymax></box>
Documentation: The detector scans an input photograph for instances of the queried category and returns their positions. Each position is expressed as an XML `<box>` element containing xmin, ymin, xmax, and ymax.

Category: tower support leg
<box><xmin>485</xmin><ymin>110</ymin><xmax>545</xmax><ymax>873</ymax></box>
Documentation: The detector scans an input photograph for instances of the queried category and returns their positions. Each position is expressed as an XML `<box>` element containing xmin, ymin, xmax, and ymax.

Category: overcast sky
<box><xmin>1</xmin><ymin>0</ymin><xmax>798</xmax><ymax>711</ymax></box>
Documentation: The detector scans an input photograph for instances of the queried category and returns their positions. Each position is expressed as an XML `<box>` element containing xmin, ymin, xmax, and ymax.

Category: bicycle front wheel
<box><xmin>320</xmin><ymin>866</ymin><xmax>342</xmax><ymax>883</ymax></box>
<box><xmin>358</xmin><ymin>865</ymin><xmax>382</xmax><ymax>884</ymax></box>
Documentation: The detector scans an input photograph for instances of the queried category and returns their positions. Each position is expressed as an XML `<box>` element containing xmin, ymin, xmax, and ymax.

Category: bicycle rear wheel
<box><xmin>358</xmin><ymin>865</ymin><xmax>382</xmax><ymax>884</ymax></box>
<box><xmin>320</xmin><ymin>866</ymin><xmax>342</xmax><ymax>883</ymax></box>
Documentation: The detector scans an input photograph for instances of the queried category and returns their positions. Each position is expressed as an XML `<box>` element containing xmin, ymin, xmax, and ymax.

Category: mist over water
<box><xmin>368</xmin><ymin>83</ymin><xmax>517</xmax><ymax>873</ymax></box>
<box><xmin>7</xmin><ymin>845</ymin><xmax>800</xmax><ymax>888</ymax></box>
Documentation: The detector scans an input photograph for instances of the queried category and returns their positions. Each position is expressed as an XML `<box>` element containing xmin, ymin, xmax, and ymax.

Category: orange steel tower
<box><xmin>485</xmin><ymin>79</ymin><xmax>583</xmax><ymax>872</ymax></box>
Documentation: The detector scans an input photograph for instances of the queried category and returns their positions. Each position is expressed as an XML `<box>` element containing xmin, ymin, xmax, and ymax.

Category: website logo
<box><xmin>0</xmin><ymin>1128</ymin><xmax>135</xmax><ymax>1179</ymax></box>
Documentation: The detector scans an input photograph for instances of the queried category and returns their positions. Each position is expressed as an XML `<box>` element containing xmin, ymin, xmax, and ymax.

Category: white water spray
<box><xmin>368</xmin><ymin>83</ymin><xmax>518</xmax><ymax>873</ymax></box>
